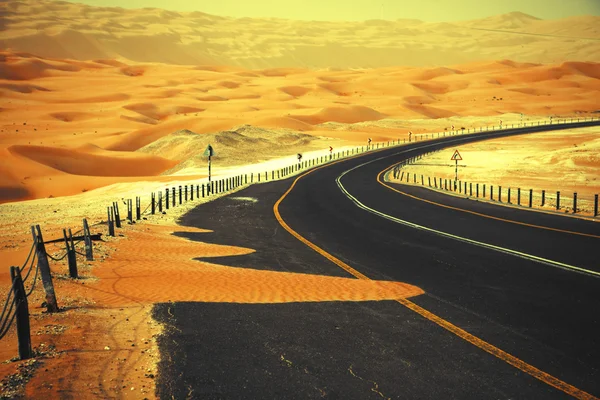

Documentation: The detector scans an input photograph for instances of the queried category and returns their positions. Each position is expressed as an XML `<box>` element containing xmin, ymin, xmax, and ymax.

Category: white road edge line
<box><xmin>335</xmin><ymin>155</ymin><xmax>600</xmax><ymax>279</ymax></box>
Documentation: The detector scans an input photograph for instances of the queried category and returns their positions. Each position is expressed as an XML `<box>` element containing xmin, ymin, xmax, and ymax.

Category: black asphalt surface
<box><xmin>154</xmin><ymin>121</ymin><xmax>600</xmax><ymax>399</ymax></box>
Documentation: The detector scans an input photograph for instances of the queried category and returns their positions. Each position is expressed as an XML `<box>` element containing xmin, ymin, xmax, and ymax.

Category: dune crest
<box><xmin>1</xmin><ymin>0</ymin><xmax>599</xmax><ymax>67</ymax></box>
<box><xmin>8</xmin><ymin>144</ymin><xmax>177</xmax><ymax>176</ymax></box>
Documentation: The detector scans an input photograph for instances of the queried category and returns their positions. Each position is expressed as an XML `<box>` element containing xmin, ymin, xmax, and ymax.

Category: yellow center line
<box><xmin>272</xmin><ymin>155</ymin><xmax>599</xmax><ymax>400</ymax></box>
<box><xmin>378</xmin><ymin>166</ymin><xmax>600</xmax><ymax>239</ymax></box>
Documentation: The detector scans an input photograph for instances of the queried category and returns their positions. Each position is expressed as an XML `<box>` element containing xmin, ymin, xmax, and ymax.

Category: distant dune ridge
<box><xmin>0</xmin><ymin>0</ymin><xmax>599</xmax><ymax>203</ymax></box>
<box><xmin>1</xmin><ymin>1</ymin><xmax>600</xmax><ymax>67</ymax></box>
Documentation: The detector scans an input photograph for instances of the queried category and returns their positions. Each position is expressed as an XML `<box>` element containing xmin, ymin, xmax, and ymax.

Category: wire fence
<box><xmin>0</xmin><ymin>240</ymin><xmax>38</xmax><ymax>341</ymax></box>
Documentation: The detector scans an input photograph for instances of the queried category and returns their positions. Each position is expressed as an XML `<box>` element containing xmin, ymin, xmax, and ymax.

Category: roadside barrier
<box><xmin>1</xmin><ymin>219</ymin><xmax>101</xmax><ymax>359</ymax></box>
<box><xmin>2</xmin><ymin>115</ymin><xmax>598</xmax><ymax>359</ymax></box>
<box><xmin>390</xmin><ymin>164</ymin><xmax>599</xmax><ymax>217</ymax></box>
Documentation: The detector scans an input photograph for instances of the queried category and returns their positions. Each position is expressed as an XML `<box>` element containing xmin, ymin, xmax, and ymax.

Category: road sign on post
<box><xmin>203</xmin><ymin>144</ymin><xmax>215</xmax><ymax>182</ymax></box>
<box><xmin>297</xmin><ymin>153</ymin><xmax>302</xmax><ymax>163</ymax></box>
<box><xmin>450</xmin><ymin>150</ymin><xmax>462</xmax><ymax>183</ymax></box>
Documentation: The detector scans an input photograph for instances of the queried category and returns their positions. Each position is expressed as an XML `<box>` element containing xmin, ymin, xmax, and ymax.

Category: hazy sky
<box><xmin>64</xmin><ymin>0</ymin><xmax>600</xmax><ymax>21</ymax></box>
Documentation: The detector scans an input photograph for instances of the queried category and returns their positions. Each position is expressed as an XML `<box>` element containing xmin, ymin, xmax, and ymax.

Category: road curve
<box><xmin>155</xmin><ymin>121</ymin><xmax>600</xmax><ymax>399</ymax></box>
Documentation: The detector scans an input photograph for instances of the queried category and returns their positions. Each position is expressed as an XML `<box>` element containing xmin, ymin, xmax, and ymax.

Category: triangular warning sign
<box><xmin>450</xmin><ymin>150</ymin><xmax>462</xmax><ymax>161</ymax></box>
<box><xmin>203</xmin><ymin>144</ymin><xmax>215</xmax><ymax>157</ymax></box>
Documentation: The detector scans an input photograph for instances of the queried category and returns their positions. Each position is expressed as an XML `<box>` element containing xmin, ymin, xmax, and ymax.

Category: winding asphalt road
<box><xmin>154</xmin><ymin>121</ymin><xmax>600</xmax><ymax>399</ymax></box>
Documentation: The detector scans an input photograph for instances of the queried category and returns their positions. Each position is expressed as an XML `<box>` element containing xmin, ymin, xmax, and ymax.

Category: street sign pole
<box><xmin>204</xmin><ymin>144</ymin><xmax>215</xmax><ymax>183</ymax></box>
<box><xmin>455</xmin><ymin>159</ymin><xmax>458</xmax><ymax>182</ymax></box>
<box><xmin>450</xmin><ymin>149</ymin><xmax>462</xmax><ymax>190</ymax></box>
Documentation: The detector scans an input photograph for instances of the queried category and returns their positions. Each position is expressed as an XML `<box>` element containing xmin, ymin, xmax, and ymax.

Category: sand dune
<box><xmin>463</xmin><ymin>11</ymin><xmax>541</xmax><ymax>30</ymax></box>
<box><xmin>1</xmin><ymin>48</ymin><xmax>599</xmax><ymax>202</ymax></box>
<box><xmin>8</xmin><ymin>144</ymin><xmax>177</xmax><ymax>176</ymax></box>
<box><xmin>1</xmin><ymin>1</ymin><xmax>599</xmax><ymax>68</ymax></box>
<box><xmin>278</xmin><ymin>86</ymin><xmax>311</xmax><ymax>97</ymax></box>
<box><xmin>292</xmin><ymin>105</ymin><xmax>387</xmax><ymax>125</ymax></box>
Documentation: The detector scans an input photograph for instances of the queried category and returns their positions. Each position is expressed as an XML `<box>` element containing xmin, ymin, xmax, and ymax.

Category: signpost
<box><xmin>297</xmin><ymin>153</ymin><xmax>302</xmax><ymax>163</ymax></box>
<box><xmin>329</xmin><ymin>146</ymin><xmax>333</xmax><ymax>159</ymax></box>
<box><xmin>450</xmin><ymin>150</ymin><xmax>462</xmax><ymax>188</ymax></box>
<box><xmin>408</xmin><ymin>131</ymin><xmax>412</xmax><ymax>142</ymax></box>
<box><xmin>203</xmin><ymin>144</ymin><xmax>215</xmax><ymax>182</ymax></box>
<box><xmin>368</xmin><ymin>138</ymin><xmax>372</xmax><ymax>150</ymax></box>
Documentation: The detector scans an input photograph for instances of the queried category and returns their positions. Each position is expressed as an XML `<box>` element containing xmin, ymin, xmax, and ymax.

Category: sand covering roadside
<box><xmin>0</xmin><ymin>183</ymin><xmax>423</xmax><ymax>398</ymax></box>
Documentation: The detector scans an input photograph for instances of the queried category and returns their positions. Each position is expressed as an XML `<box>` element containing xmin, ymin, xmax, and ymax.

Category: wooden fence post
<box><xmin>185</xmin><ymin>185</ymin><xmax>188</xmax><ymax>201</ymax></box>
<box><xmin>594</xmin><ymin>194</ymin><xmax>598</xmax><ymax>217</ymax></box>
<box><xmin>476</xmin><ymin>183</ymin><xmax>479</xmax><ymax>197</ymax></box>
<box><xmin>151</xmin><ymin>193</ymin><xmax>156</xmax><ymax>215</ymax></box>
<box><xmin>63</xmin><ymin>228</ymin><xmax>77</xmax><ymax>278</ymax></box>
<box><xmin>127</xmin><ymin>199</ymin><xmax>133</xmax><ymax>222</ymax></box>
<box><xmin>10</xmin><ymin>266</ymin><xmax>32</xmax><ymax>360</ymax></box>
<box><xmin>113</xmin><ymin>202</ymin><xmax>121</xmax><ymax>228</ymax></box>
<box><xmin>136</xmin><ymin>197</ymin><xmax>140</xmax><ymax>220</ymax></box>
<box><xmin>172</xmin><ymin>187</ymin><xmax>176</xmax><ymax>207</ymax></box>
<box><xmin>508</xmin><ymin>188</ymin><xmax>511</xmax><ymax>204</ymax></box>
<box><xmin>498</xmin><ymin>186</ymin><xmax>502</xmax><ymax>202</ymax></box>
<box><xmin>541</xmin><ymin>190</ymin><xmax>546</xmax><ymax>206</ymax></box>
<box><xmin>83</xmin><ymin>219</ymin><xmax>93</xmax><ymax>261</ymax></box>
<box><xmin>32</xmin><ymin>225</ymin><xmax>59</xmax><ymax>312</ymax></box>
<box><xmin>573</xmin><ymin>193</ymin><xmax>577</xmax><ymax>214</ymax></box>
<box><xmin>556</xmin><ymin>191</ymin><xmax>560</xmax><ymax>210</ymax></box>
<box><xmin>517</xmin><ymin>188</ymin><xmax>521</xmax><ymax>206</ymax></box>
<box><xmin>179</xmin><ymin>186</ymin><xmax>182</xmax><ymax>205</ymax></box>
<box><xmin>529</xmin><ymin>189</ymin><xmax>533</xmax><ymax>208</ymax></box>
<box><xmin>165</xmin><ymin>189</ymin><xmax>169</xmax><ymax>210</ymax></box>
<box><xmin>107</xmin><ymin>207</ymin><xmax>115</xmax><ymax>237</ymax></box>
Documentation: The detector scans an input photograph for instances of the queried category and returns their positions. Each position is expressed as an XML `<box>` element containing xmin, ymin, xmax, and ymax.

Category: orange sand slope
<box><xmin>1</xmin><ymin>49</ymin><xmax>600</xmax><ymax>203</ymax></box>
<box><xmin>1</xmin><ymin>1</ymin><xmax>599</xmax><ymax>67</ymax></box>
<box><xmin>89</xmin><ymin>225</ymin><xmax>424</xmax><ymax>305</ymax></box>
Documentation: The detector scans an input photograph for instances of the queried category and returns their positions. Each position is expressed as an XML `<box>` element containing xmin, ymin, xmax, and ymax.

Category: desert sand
<box><xmin>1</xmin><ymin>0</ymin><xmax>600</xmax><ymax>398</ymax></box>
<box><xmin>1</xmin><ymin>51</ymin><xmax>599</xmax><ymax>203</ymax></box>
<box><xmin>1</xmin><ymin>1</ymin><xmax>599</xmax><ymax>67</ymax></box>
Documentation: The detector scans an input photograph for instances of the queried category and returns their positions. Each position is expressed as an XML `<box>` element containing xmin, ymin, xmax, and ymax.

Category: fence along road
<box><xmin>154</xmin><ymin>119</ymin><xmax>600</xmax><ymax>399</ymax></box>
